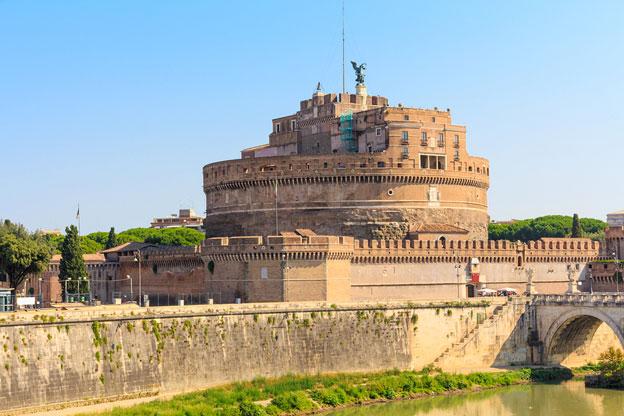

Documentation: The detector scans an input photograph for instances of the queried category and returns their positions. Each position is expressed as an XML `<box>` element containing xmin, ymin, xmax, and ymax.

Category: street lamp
<box><xmin>82</xmin><ymin>275</ymin><xmax>90</xmax><ymax>303</ymax></box>
<box><xmin>38</xmin><ymin>277</ymin><xmax>43</xmax><ymax>309</ymax></box>
<box><xmin>134</xmin><ymin>250</ymin><xmax>142</xmax><ymax>306</ymax></box>
<box><xmin>65</xmin><ymin>278</ymin><xmax>71</xmax><ymax>302</ymax></box>
<box><xmin>126</xmin><ymin>274</ymin><xmax>133</xmax><ymax>301</ymax></box>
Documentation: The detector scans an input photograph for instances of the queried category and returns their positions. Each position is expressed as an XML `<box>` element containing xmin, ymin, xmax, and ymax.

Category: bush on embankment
<box><xmin>585</xmin><ymin>347</ymin><xmax>624</xmax><ymax>389</ymax></box>
<box><xmin>91</xmin><ymin>368</ymin><xmax>572</xmax><ymax>416</ymax></box>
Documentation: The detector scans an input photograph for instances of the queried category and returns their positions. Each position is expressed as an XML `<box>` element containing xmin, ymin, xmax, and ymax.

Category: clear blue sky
<box><xmin>1</xmin><ymin>0</ymin><xmax>623</xmax><ymax>234</ymax></box>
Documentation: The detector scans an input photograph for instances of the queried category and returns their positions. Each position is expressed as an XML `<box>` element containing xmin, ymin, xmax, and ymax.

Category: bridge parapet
<box><xmin>533</xmin><ymin>293</ymin><xmax>624</xmax><ymax>306</ymax></box>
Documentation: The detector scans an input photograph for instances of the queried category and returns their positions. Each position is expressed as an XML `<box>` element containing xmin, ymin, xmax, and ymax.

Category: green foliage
<box><xmin>105</xmin><ymin>227</ymin><xmax>118</xmax><ymax>249</ymax></box>
<box><xmin>86</xmin><ymin>232</ymin><xmax>108</xmax><ymax>246</ymax></box>
<box><xmin>91</xmin><ymin>368</ymin><xmax>573</xmax><ymax>416</ymax></box>
<box><xmin>239</xmin><ymin>401</ymin><xmax>268</xmax><ymax>416</ymax></box>
<box><xmin>489</xmin><ymin>215</ymin><xmax>606</xmax><ymax>242</ymax></box>
<box><xmin>597</xmin><ymin>347</ymin><xmax>624</xmax><ymax>377</ymax></box>
<box><xmin>59</xmin><ymin>225</ymin><xmax>88</xmax><ymax>289</ymax></box>
<box><xmin>311</xmin><ymin>387</ymin><xmax>350</xmax><ymax>406</ymax></box>
<box><xmin>80</xmin><ymin>237</ymin><xmax>103</xmax><ymax>254</ymax></box>
<box><xmin>0</xmin><ymin>219</ymin><xmax>52</xmax><ymax>290</ymax></box>
<box><xmin>271</xmin><ymin>391</ymin><xmax>316</xmax><ymax>411</ymax></box>
<box><xmin>117</xmin><ymin>227</ymin><xmax>204</xmax><ymax>246</ymax></box>
<box><xmin>43</xmin><ymin>226</ymin><xmax>203</xmax><ymax>256</ymax></box>
<box><xmin>571</xmin><ymin>213</ymin><xmax>581</xmax><ymax>238</ymax></box>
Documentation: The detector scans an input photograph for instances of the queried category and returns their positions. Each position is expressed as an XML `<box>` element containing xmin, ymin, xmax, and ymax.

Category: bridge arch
<box><xmin>543</xmin><ymin>307</ymin><xmax>624</xmax><ymax>365</ymax></box>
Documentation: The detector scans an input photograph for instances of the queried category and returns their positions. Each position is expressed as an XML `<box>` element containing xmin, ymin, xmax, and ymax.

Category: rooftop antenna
<box><xmin>342</xmin><ymin>0</ymin><xmax>345</xmax><ymax>94</ymax></box>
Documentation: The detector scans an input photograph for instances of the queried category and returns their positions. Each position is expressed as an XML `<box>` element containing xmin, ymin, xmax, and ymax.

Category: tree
<box><xmin>105</xmin><ymin>227</ymin><xmax>118</xmax><ymax>249</ymax></box>
<box><xmin>598</xmin><ymin>347</ymin><xmax>624</xmax><ymax>377</ymax></box>
<box><xmin>0</xmin><ymin>220</ymin><xmax>51</xmax><ymax>296</ymax></box>
<box><xmin>488</xmin><ymin>215</ymin><xmax>606</xmax><ymax>242</ymax></box>
<box><xmin>59</xmin><ymin>225</ymin><xmax>88</xmax><ymax>299</ymax></box>
<box><xmin>571</xmin><ymin>214</ymin><xmax>581</xmax><ymax>238</ymax></box>
<box><xmin>117</xmin><ymin>227</ymin><xmax>204</xmax><ymax>246</ymax></box>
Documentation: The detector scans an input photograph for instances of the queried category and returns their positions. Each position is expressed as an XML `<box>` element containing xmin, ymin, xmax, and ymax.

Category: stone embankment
<box><xmin>0</xmin><ymin>299</ymin><xmax>526</xmax><ymax>414</ymax></box>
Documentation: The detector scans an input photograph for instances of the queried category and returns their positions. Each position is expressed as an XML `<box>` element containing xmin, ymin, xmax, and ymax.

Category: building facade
<box><xmin>151</xmin><ymin>208</ymin><xmax>204</xmax><ymax>232</ymax></box>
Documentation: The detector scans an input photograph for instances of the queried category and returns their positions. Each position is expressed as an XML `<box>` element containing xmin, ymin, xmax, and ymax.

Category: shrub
<box><xmin>311</xmin><ymin>387</ymin><xmax>349</xmax><ymax>406</ymax></box>
<box><xmin>239</xmin><ymin>401</ymin><xmax>268</xmax><ymax>416</ymax></box>
<box><xmin>271</xmin><ymin>391</ymin><xmax>315</xmax><ymax>411</ymax></box>
<box><xmin>597</xmin><ymin>347</ymin><xmax>624</xmax><ymax>377</ymax></box>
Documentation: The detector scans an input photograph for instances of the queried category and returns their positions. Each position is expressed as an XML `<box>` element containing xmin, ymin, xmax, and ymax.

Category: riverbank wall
<box><xmin>0</xmin><ymin>299</ymin><xmax>521</xmax><ymax>413</ymax></box>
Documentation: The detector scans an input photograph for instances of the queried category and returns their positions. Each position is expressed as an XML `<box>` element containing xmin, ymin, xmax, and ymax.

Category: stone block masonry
<box><xmin>0</xmin><ymin>300</ymin><xmax>504</xmax><ymax>413</ymax></box>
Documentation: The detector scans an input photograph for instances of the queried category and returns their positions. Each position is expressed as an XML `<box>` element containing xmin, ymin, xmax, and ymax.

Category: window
<box><xmin>454</xmin><ymin>150</ymin><xmax>460</xmax><ymax>161</ymax></box>
<box><xmin>432</xmin><ymin>117</ymin><xmax>436</xmax><ymax>123</ymax></box>
<box><xmin>323</xmin><ymin>162</ymin><xmax>328</xmax><ymax>168</ymax></box>
<box><xmin>377</xmin><ymin>161</ymin><xmax>385</xmax><ymax>168</ymax></box>
<box><xmin>404</xmin><ymin>115</ymin><xmax>409</xmax><ymax>121</ymax></box>
<box><xmin>402</xmin><ymin>146</ymin><xmax>409</xmax><ymax>158</ymax></box>
<box><xmin>420</xmin><ymin>154</ymin><xmax>446</xmax><ymax>170</ymax></box>
<box><xmin>453</xmin><ymin>135</ymin><xmax>460</xmax><ymax>147</ymax></box>
<box><xmin>290</xmin><ymin>120</ymin><xmax>296</xmax><ymax>130</ymax></box>
<box><xmin>274</xmin><ymin>123</ymin><xmax>281</xmax><ymax>133</ymax></box>
<box><xmin>402</xmin><ymin>131</ymin><xmax>409</xmax><ymax>142</ymax></box>
<box><xmin>437</xmin><ymin>133</ymin><xmax>445</xmax><ymax>147</ymax></box>
<box><xmin>421</xmin><ymin>132</ymin><xmax>428</xmax><ymax>146</ymax></box>
<box><xmin>428</xmin><ymin>185</ymin><xmax>440</xmax><ymax>202</ymax></box>
<box><xmin>260</xmin><ymin>267</ymin><xmax>268</xmax><ymax>279</ymax></box>
<box><xmin>375</xmin><ymin>127</ymin><xmax>382</xmax><ymax>136</ymax></box>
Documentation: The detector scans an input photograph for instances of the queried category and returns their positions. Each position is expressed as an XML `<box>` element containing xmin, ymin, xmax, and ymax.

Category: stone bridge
<box><xmin>530</xmin><ymin>294</ymin><xmax>624</xmax><ymax>366</ymax></box>
<box><xmin>434</xmin><ymin>294</ymin><xmax>624</xmax><ymax>372</ymax></box>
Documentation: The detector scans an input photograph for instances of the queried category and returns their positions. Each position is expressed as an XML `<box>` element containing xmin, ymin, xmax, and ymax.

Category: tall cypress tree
<box><xmin>571</xmin><ymin>214</ymin><xmax>581</xmax><ymax>238</ymax></box>
<box><xmin>59</xmin><ymin>225</ymin><xmax>87</xmax><ymax>299</ymax></box>
<box><xmin>105</xmin><ymin>227</ymin><xmax>118</xmax><ymax>249</ymax></box>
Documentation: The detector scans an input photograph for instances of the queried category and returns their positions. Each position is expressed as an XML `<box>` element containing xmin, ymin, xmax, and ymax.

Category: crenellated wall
<box><xmin>201</xmin><ymin>235</ymin><xmax>600</xmax><ymax>302</ymax></box>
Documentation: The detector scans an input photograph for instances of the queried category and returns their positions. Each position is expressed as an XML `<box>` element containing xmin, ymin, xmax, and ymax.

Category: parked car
<box><xmin>477</xmin><ymin>288</ymin><xmax>497</xmax><ymax>297</ymax></box>
<box><xmin>497</xmin><ymin>288</ymin><xmax>519</xmax><ymax>296</ymax></box>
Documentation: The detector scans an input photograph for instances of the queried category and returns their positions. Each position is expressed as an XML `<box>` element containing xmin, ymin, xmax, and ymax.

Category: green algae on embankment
<box><xmin>85</xmin><ymin>368</ymin><xmax>572</xmax><ymax>416</ymax></box>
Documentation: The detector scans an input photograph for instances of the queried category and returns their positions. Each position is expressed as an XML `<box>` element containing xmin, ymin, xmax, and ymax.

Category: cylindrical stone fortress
<box><xmin>203</xmin><ymin>153</ymin><xmax>489</xmax><ymax>240</ymax></box>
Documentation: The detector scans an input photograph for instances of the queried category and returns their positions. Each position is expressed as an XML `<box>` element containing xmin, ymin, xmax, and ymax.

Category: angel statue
<box><xmin>351</xmin><ymin>61</ymin><xmax>366</xmax><ymax>85</ymax></box>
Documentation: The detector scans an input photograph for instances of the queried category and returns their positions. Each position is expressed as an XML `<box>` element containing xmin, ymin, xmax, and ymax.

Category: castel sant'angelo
<box><xmin>197</xmin><ymin>68</ymin><xmax>607</xmax><ymax>304</ymax></box>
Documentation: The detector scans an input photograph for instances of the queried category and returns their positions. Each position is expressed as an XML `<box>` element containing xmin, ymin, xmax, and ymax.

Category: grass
<box><xmin>84</xmin><ymin>368</ymin><xmax>572</xmax><ymax>416</ymax></box>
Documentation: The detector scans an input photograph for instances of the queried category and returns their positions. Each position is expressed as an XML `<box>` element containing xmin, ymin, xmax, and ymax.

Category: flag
<box><xmin>76</xmin><ymin>204</ymin><xmax>80</xmax><ymax>220</ymax></box>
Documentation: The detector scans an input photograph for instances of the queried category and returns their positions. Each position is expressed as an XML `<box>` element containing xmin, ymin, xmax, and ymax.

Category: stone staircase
<box><xmin>432</xmin><ymin>300</ymin><xmax>527</xmax><ymax>372</ymax></box>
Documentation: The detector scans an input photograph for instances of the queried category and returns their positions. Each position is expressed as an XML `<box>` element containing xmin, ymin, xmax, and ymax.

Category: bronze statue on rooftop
<box><xmin>351</xmin><ymin>61</ymin><xmax>366</xmax><ymax>85</ymax></box>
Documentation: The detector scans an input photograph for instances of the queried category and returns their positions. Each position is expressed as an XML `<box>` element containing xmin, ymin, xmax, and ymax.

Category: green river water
<box><xmin>322</xmin><ymin>381</ymin><xmax>624</xmax><ymax>416</ymax></box>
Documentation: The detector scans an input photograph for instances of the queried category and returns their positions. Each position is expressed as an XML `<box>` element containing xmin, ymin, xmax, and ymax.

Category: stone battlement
<box><xmin>202</xmin><ymin>235</ymin><xmax>354</xmax><ymax>261</ymax></box>
<box><xmin>202</xmin><ymin>235</ymin><xmax>600</xmax><ymax>264</ymax></box>
<box><xmin>203</xmin><ymin>153</ymin><xmax>490</xmax><ymax>191</ymax></box>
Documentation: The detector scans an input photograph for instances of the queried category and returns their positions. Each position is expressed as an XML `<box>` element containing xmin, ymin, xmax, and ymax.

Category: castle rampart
<box><xmin>201</xmin><ymin>235</ymin><xmax>600</xmax><ymax>303</ymax></box>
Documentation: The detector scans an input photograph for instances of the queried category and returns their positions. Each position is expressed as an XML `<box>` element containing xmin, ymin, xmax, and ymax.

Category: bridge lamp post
<box><xmin>454</xmin><ymin>263</ymin><xmax>463</xmax><ymax>298</ymax></box>
<box><xmin>613</xmin><ymin>251</ymin><xmax>620</xmax><ymax>294</ymax></box>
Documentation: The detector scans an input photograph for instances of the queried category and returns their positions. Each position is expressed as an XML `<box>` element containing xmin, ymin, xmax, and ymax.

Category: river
<box><xmin>322</xmin><ymin>381</ymin><xmax>624</xmax><ymax>416</ymax></box>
